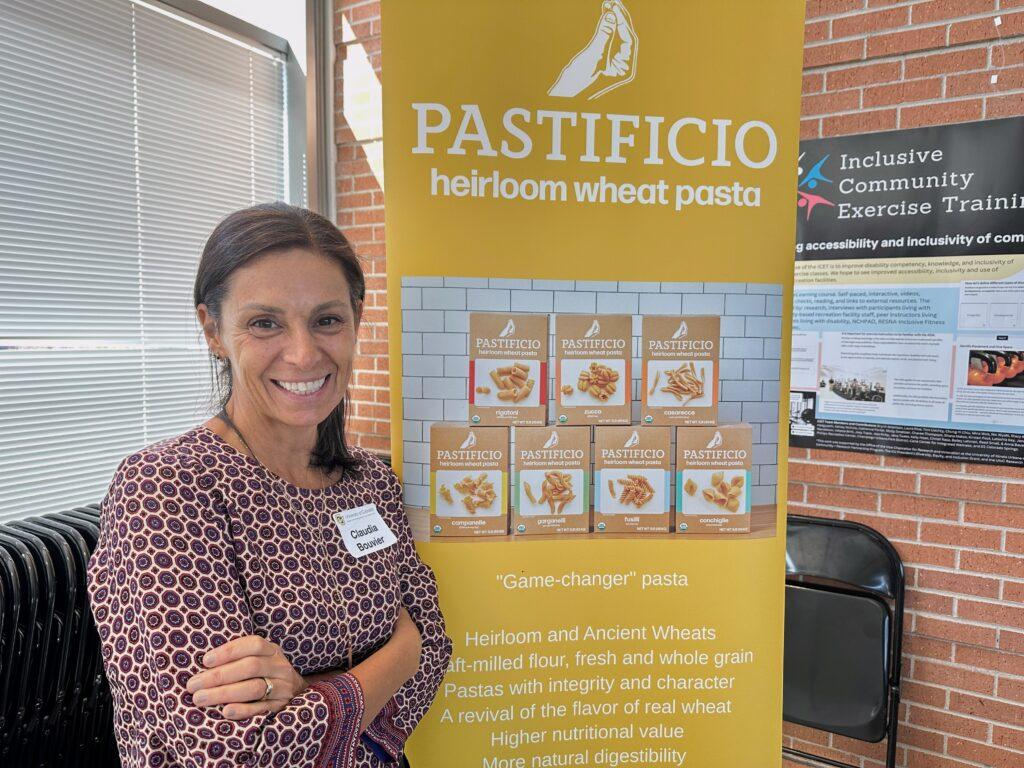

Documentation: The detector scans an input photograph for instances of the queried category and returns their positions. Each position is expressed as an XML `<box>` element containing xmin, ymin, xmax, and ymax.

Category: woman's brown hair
<box><xmin>194</xmin><ymin>203</ymin><xmax>366</xmax><ymax>476</ymax></box>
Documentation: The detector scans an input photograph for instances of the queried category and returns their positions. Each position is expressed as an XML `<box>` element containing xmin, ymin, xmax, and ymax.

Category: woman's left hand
<box><xmin>186</xmin><ymin>635</ymin><xmax>307</xmax><ymax>720</ymax></box>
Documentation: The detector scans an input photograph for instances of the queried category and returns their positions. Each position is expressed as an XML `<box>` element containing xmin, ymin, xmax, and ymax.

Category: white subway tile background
<box><xmin>399</xmin><ymin>276</ymin><xmax>784</xmax><ymax>514</ymax></box>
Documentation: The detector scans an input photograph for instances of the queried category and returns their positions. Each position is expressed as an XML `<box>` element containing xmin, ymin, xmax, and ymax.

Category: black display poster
<box><xmin>792</xmin><ymin>117</ymin><xmax>1024</xmax><ymax>466</ymax></box>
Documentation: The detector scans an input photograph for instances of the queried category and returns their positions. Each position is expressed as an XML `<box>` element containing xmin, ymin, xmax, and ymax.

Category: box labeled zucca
<box><xmin>430</xmin><ymin>423</ymin><xmax>509</xmax><ymax>537</ymax></box>
<box><xmin>513</xmin><ymin>426</ymin><xmax>590</xmax><ymax>535</ymax></box>
<box><xmin>594</xmin><ymin>426</ymin><xmax>671</xmax><ymax>534</ymax></box>
<box><xmin>675</xmin><ymin>424</ymin><xmax>752</xmax><ymax>534</ymax></box>
<box><xmin>555</xmin><ymin>314</ymin><xmax>631</xmax><ymax>426</ymax></box>
<box><xmin>642</xmin><ymin>315</ymin><xmax>719</xmax><ymax>427</ymax></box>
<box><xmin>469</xmin><ymin>313</ymin><xmax>548</xmax><ymax>426</ymax></box>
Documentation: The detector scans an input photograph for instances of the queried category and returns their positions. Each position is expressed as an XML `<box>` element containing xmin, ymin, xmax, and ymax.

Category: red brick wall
<box><xmin>793</xmin><ymin>3</ymin><xmax>1024</xmax><ymax>767</ymax></box>
<box><xmin>334</xmin><ymin>2</ymin><xmax>1024</xmax><ymax>765</ymax></box>
<box><xmin>335</xmin><ymin>0</ymin><xmax>387</xmax><ymax>453</ymax></box>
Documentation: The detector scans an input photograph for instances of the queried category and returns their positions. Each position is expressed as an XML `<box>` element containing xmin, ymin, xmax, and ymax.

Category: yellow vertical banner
<box><xmin>382</xmin><ymin>2</ymin><xmax>805</xmax><ymax>766</ymax></box>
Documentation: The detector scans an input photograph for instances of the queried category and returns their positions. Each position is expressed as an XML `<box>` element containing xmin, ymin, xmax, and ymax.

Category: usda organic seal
<box><xmin>644</xmin><ymin>415</ymin><xmax>653</xmax><ymax>423</ymax></box>
<box><xmin>471</xmin><ymin>415</ymin><xmax>481</xmax><ymax>424</ymax></box>
<box><xmin>558</xmin><ymin>414</ymin><xmax>567</xmax><ymax>423</ymax></box>
<box><xmin>597</xmin><ymin>521</ymin><xmax>606</xmax><ymax>531</ymax></box>
<box><xmin>432</xmin><ymin>524</ymin><xmax>442</xmax><ymax>534</ymax></box>
<box><xmin>516</xmin><ymin>524</ymin><xmax>526</xmax><ymax>533</ymax></box>
<box><xmin>678</xmin><ymin>522</ymin><xmax>688</xmax><ymax>532</ymax></box>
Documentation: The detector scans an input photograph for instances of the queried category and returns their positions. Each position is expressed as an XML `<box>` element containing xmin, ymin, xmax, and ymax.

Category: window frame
<box><xmin>158</xmin><ymin>0</ymin><xmax>310</xmax><ymax>208</ymax></box>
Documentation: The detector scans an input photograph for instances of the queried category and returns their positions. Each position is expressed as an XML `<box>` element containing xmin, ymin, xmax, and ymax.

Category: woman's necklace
<box><xmin>217</xmin><ymin>407</ymin><xmax>324</xmax><ymax>489</ymax></box>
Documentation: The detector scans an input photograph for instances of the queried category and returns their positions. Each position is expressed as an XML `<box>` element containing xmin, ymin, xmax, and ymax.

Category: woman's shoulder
<box><xmin>114</xmin><ymin>426</ymin><xmax>219</xmax><ymax>473</ymax></box>
<box><xmin>105</xmin><ymin>426</ymin><xmax>230</xmax><ymax>504</ymax></box>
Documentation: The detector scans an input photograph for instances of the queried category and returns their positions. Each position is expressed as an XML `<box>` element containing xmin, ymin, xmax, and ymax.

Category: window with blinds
<box><xmin>0</xmin><ymin>0</ymin><xmax>294</xmax><ymax>521</ymax></box>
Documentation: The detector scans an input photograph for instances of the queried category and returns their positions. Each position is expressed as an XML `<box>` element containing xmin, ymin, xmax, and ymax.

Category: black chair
<box><xmin>62</xmin><ymin>506</ymin><xmax>116</xmax><ymax>761</ymax></box>
<box><xmin>0</xmin><ymin>530</ymin><xmax>45</xmax><ymax>767</ymax></box>
<box><xmin>45</xmin><ymin>512</ymin><xmax>103</xmax><ymax>759</ymax></box>
<box><xmin>0</xmin><ymin>506</ymin><xmax>119</xmax><ymax>768</ymax></box>
<box><xmin>783</xmin><ymin>514</ymin><xmax>905</xmax><ymax>768</ymax></box>
<box><xmin>0</xmin><ymin>536</ymin><xmax>37</xmax><ymax>765</ymax></box>
<box><xmin>9</xmin><ymin>520</ymin><xmax>80</xmax><ymax>766</ymax></box>
<box><xmin>0</xmin><ymin>548</ymin><xmax>11</xmax><ymax>754</ymax></box>
<box><xmin>39</xmin><ymin>517</ymin><xmax>92</xmax><ymax>762</ymax></box>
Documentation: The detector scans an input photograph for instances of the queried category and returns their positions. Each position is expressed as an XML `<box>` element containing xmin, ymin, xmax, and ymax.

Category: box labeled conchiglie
<box><xmin>469</xmin><ymin>313</ymin><xmax>548</xmax><ymax>427</ymax></box>
<box><xmin>430</xmin><ymin>423</ymin><xmax>508</xmax><ymax>537</ymax></box>
<box><xmin>512</xmin><ymin>426</ymin><xmax>591</xmax><ymax>536</ymax></box>
<box><xmin>594</xmin><ymin>426</ymin><xmax>671</xmax><ymax>534</ymax></box>
<box><xmin>555</xmin><ymin>314</ymin><xmax>631</xmax><ymax>426</ymax></box>
<box><xmin>642</xmin><ymin>315</ymin><xmax>720</xmax><ymax>427</ymax></box>
<box><xmin>676</xmin><ymin>424</ymin><xmax>752</xmax><ymax>534</ymax></box>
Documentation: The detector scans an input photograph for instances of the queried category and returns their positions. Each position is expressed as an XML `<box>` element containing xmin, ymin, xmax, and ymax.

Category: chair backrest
<box><xmin>786</xmin><ymin>515</ymin><xmax>903</xmax><ymax>601</ymax></box>
<box><xmin>783</xmin><ymin>515</ymin><xmax>905</xmax><ymax>754</ymax></box>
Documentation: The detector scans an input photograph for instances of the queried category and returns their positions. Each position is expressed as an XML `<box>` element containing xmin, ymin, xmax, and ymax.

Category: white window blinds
<box><xmin>0</xmin><ymin>0</ymin><xmax>290</xmax><ymax>521</ymax></box>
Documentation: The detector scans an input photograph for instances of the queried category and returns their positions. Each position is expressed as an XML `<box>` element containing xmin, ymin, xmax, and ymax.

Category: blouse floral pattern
<box><xmin>86</xmin><ymin>426</ymin><xmax>452</xmax><ymax>768</ymax></box>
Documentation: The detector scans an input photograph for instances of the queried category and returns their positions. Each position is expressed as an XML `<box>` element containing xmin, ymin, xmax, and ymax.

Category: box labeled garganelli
<box><xmin>675</xmin><ymin>424</ymin><xmax>752</xmax><ymax>534</ymax></box>
<box><xmin>555</xmin><ymin>314</ymin><xmax>631</xmax><ymax>425</ymax></box>
<box><xmin>642</xmin><ymin>315</ymin><xmax>720</xmax><ymax>426</ymax></box>
<box><xmin>594</xmin><ymin>426</ymin><xmax>671</xmax><ymax>534</ymax></box>
<box><xmin>430</xmin><ymin>423</ymin><xmax>508</xmax><ymax>537</ymax></box>
<box><xmin>469</xmin><ymin>313</ymin><xmax>548</xmax><ymax>426</ymax></box>
<box><xmin>512</xmin><ymin>426</ymin><xmax>590</xmax><ymax>535</ymax></box>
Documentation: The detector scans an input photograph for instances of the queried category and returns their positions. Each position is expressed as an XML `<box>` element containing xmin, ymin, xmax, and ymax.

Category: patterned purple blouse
<box><xmin>86</xmin><ymin>426</ymin><xmax>452</xmax><ymax>768</ymax></box>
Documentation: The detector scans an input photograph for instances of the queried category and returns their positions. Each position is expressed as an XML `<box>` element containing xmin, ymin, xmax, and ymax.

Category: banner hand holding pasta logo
<box><xmin>383</xmin><ymin>2</ymin><xmax>805</xmax><ymax>766</ymax></box>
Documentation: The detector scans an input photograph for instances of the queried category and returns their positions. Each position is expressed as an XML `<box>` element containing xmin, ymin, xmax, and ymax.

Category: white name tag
<box><xmin>332</xmin><ymin>503</ymin><xmax>397</xmax><ymax>558</ymax></box>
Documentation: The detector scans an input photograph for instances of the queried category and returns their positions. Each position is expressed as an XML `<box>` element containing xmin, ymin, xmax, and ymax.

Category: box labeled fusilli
<box><xmin>594</xmin><ymin>426</ymin><xmax>671</xmax><ymax>534</ymax></box>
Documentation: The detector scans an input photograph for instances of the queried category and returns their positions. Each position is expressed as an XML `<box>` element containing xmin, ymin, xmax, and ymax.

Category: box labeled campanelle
<box><xmin>555</xmin><ymin>314</ymin><xmax>631</xmax><ymax>426</ymax></box>
<box><xmin>675</xmin><ymin>424</ymin><xmax>752</xmax><ymax>534</ymax></box>
<box><xmin>642</xmin><ymin>315</ymin><xmax>719</xmax><ymax>426</ymax></box>
<box><xmin>594</xmin><ymin>426</ymin><xmax>671</xmax><ymax>534</ymax></box>
<box><xmin>470</xmin><ymin>313</ymin><xmax>548</xmax><ymax>426</ymax></box>
<box><xmin>430</xmin><ymin>423</ymin><xmax>508</xmax><ymax>537</ymax></box>
<box><xmin>513</xmin><ymin>426</ymin><xmax>591</xmax><ymax>535</ymax></box>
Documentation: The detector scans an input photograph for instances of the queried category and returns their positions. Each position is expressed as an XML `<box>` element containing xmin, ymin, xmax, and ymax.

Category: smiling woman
<box><xmin>85</xmin><ymin>204</ymin><xmax>452</xmax><ymax>768</ymax></box>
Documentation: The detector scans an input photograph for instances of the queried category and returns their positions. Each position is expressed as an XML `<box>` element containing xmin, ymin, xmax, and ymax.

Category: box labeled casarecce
<box><xmin>676</xmin><ymin>424</ymin><xmax>752</xmax><ymax>534</ymax></box>
<box><xmin>556</xmin><ymin>314</ymin><xmax>631</xmax><ymax>425</ymax></box>
<box><xmin>430</xmin><ymin>424</ymin><xmax>508</xmax><ymax>537</ymax></box>
<box><xmin>469</xmin><ymin>313</ymin><xmax>548</xmax><ymax>426</ymax></box>
<box><xmin>594</xmin><ymin>426</ymin><xmax>671</xmax><ymax>534</ymax></box>
<box><xmin>513</xmin><ymin>426</ymin><xmax>590</xmax><ymax>535</ymax></box>
<box><xmin>642</xmin><ymin>315</ymin><xmax>720</xmax><ymax>426</ymax></box>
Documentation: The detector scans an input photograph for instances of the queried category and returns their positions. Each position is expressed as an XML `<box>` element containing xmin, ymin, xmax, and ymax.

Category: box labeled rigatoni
<box><xmin>555</xmin><ymin>314</ymin><xmax>631</xmax><ymax>425</ymax></box>
<box><xmin>430</xmin><ymin>424</ymin><xmax>508</xmax><ymax>537</ymax></box>
<box><xmin>594</xmin><ymin>426</ymin><xmax>671</xmax><ymax>534</ymax></box>
<box><xmin>642</xmin><ymin>316</ymin><xmax>720</xmax><ymax>426</ymax></box>
<box><xmin>675</xmin><ymin>424</ymin><xmax>752</xmax><ymax>534</ymax></box>
<box><xmin>512</xmin><ymin>426</ymin><xmax>590</xmax><ymax>536</ymax></box>
<box><xmin>469</xmin><ymin>313</ymin><xmax>548</xmax><ymax>426</ymax></box>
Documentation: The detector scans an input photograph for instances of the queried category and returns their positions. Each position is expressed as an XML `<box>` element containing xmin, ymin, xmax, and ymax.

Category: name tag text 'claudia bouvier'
<box><xmin>333</xmin><ymin>504</ymin><xmax>397</xmax><ymax>557</ymax></box>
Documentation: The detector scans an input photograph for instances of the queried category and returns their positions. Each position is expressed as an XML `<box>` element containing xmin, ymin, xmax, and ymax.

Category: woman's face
<box><xmin>199</xmin><ymin>248</ymin><xmax>361</xmax><ymax>430</ymax></box>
